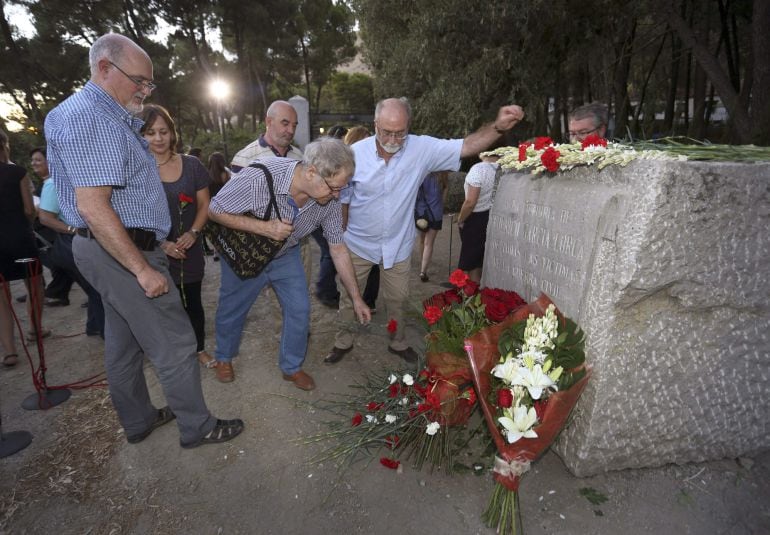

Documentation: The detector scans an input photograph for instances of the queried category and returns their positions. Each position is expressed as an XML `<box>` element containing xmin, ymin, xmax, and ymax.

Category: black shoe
<box><xmin>16</xmin><ymin>295</ymin><xmax>27</xmax><ymax>303</ymax></box>
<box><xmin>126</xmin><ymin>406</ymin><xmax>176</xmax><ymax>444</ymax></box>
<box><xmin>323</xmin><ymin>346</ymin><xmax>352</xmax><ymax>364</ymax></box>
<box><xmin>388</xmin><ymin>346</ymin><xmax>418</xmax><ymax>363</ymax></box>
<box><xmin>180</xmin><ymin>418</ymin><xmax>244</xmax><ymax>449</ymax></box>
<box><xmin>86</xmin><ymin>330</ymin><xmax>104</xmax><ymax>339</ymax></box>
<box><xmin>45</xmin><ymin>298</ymin><xmax>70</xmax><ymax>307</ymax></box>
<box><xmin>317</xmin><ymin>295</ymin><xmax>340</xmax><ymax>309</ymax></box>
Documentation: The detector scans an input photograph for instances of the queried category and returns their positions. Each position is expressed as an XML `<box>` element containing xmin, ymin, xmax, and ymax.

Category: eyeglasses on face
<box><xmin>376</xmin><ymin>125</ymin><xmax>408</xmax><ymax>141</ymax></box>
<box><xmin>109</xmin><ymin>61</ymin><xmax>157</xmax><ymax>92</ymax></box>
<box><xmin>322</xmin><ymin>175</ymin><xmax>348</xmax><ymax>193</ymax></box>
<box><xmin>568</xmin><ymin>126</ymin><xmax>599</xmax><ymax>139</ymax></box>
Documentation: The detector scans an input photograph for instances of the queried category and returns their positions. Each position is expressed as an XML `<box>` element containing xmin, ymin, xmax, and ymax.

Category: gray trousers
<box><xmin>73</xmin><ymin>236</ymin><xmax>215</xmax><ymax>444</ymax></box>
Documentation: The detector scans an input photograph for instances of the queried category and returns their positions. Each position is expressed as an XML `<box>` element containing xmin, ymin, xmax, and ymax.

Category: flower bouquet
<box><xmin>486</xmin><ymin>134</ymin><xmax>679</xmax><ymax>175</ymax></box>
<box><xmin>464</xmin><ymin>293</ymin><xmax>591</xmax><ymax>534</ymax></box>
<box><xmin>422</xmin><ymin>269</ymin><xmax>525</xmax><ymax>426</ymax></box>
<box><xmin>305</xmin><ymin>367</ymin><xmax>477</xmax><ymax>474</ymax></box>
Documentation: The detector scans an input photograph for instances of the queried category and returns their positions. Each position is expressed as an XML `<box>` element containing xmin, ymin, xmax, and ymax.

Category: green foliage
<box><xmin>579</xmin><ymin>487</ymin><xmax>608</xmax><ymax>506</ymax></box>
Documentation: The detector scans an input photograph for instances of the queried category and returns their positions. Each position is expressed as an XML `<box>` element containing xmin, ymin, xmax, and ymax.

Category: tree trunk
<box><xmin>750</xmin><ymin>0</ymin><xmax>770</xmax><ymax>145</ymax></box>
<box><xmin>667</xmin><ymin>8</ymin><xmax>752</xmax><ymax>143</ymax></box>
<box><xmin>613</xmin><ymin>19</ymin><xmax>636</xmax><ymax>139</ymax></box>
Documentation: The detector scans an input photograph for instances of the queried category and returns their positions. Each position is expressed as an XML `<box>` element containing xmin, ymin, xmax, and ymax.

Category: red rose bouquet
<box><xmin>421</xmin><ymin>270</ymin><xmax>525</xmax><ymax>426</ymax></box>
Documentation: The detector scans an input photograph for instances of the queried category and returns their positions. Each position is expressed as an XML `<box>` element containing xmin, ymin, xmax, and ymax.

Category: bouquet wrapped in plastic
<box><xmin>465</xmin><ymin>293</ymin><xmax>591</xmax><ymax>534</ymax></box>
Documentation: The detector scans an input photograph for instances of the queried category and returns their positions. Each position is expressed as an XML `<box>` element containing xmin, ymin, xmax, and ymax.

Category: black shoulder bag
<box><xmin>204</xmin><ymin>162</ymin><xmax>286</xmax><ymax>279</ymax></box>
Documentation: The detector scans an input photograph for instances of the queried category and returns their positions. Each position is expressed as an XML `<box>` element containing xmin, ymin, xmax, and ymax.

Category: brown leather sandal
<box><xmin>197</xmin><ymin>351</ymin><xmax>217</xmax><ymax>368</ymax></box>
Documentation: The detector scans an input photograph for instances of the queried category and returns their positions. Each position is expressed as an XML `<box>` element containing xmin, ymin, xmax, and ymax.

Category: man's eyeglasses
<box><xmin>376</xmin><ymin>126</ymin><xmax>408</xmax><ymax>141</ymax></box>
<box><xmin>568</xmin><ymin>126</ymin><xmax>599</xmax><ymax>139</ymax></box>
<box><xmin>109</xmin><ymin>61</ymin><xmax>157</xmax><ymax>92</ymax></box>
<box><xmin>322</xmin><ymin>176</ymin><xmax>348</xmax><ymax>193</ymax></box>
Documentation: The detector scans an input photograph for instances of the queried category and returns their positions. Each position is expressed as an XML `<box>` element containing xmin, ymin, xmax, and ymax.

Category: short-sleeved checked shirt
<box><xmin>45</xmin><ymin>81</ymin><xmax>171</xmax><ymax>240</ymax></box>
<box><xmin>209</xmin><ymin>157</ymin><xmax>344</xmax><ymax>258</ymax></box>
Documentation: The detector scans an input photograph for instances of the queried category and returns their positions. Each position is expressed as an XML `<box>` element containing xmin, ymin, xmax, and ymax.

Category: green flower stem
<box><xmin>482</xmin><ymin>482</ymin><xmax>520</xmax><ymax>535</ymax></box>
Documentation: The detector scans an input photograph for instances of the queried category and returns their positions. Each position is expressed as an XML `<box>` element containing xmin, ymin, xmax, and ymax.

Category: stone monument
<box><xmin>483</xmin><ymin>159</ymin><xmax>770</xmax><ymax>476</ymax></box>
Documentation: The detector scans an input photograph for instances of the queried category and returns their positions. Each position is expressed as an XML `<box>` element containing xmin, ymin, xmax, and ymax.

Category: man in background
<box><xmin>568</xmin><ymin>102</ymin><xmax>609</xmax><ymax>142</ymax></box>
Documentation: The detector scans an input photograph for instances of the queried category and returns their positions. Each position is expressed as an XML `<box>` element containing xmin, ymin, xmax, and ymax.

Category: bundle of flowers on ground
<box><xmin>304</xmin><ymin>367</ymin><xmax>477</xmax><ymax>473</ymax></box>
<box><xmin>422</xmin><ymin>270</ymin><xmax>525</xmax><ymax>426</ymax></box>
<box><xmin>465</xmin><ymin>293</ymin><xmax>591</xmax><ymax>535</ymax></box>
<box><xmin>485</xmin><ymin>135</ymin><xmax>680</xmax><ymax>175</ymax></box>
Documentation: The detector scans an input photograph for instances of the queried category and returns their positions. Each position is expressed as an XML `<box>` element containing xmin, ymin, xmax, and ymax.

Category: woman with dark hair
<box><xmin>0</xmin><ymin>130</ymin><xmax>46</xmax><ymax>366</ymax></box>
<box><xmin>207</xmin><ymin>151</ymin><xmax>230</xmax><ymax>198</ymax></box>
<box><xmin>139</xmin><ymin>105</ymin><xmax>216</xmax><ymax>369</ymax></box>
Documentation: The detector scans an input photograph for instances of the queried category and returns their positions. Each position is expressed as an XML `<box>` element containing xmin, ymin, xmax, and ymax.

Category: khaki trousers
<box><xmin>334</xmin><ymin>250</ymin><xmax>411</xmax><ymax>351</ymax></box>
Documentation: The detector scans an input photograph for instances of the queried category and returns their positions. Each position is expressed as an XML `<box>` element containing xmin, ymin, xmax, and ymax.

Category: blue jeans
<box><xmin>311</xmin><ymin>227</ymin><xmax>339</xmax><ymax>301</ymax></box>
<box><xmin>214</xmin><ymin>246</ymin><xmax>310</xmax><ymax>375</ymax></box>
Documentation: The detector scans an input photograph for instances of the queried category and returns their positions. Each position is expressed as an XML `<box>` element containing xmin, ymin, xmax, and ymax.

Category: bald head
<box><xmin>374</xmin><ymin>98</ymin><xmax>412</xmax><ymax>125</ymax></box>
<box><xmin>89</xmin><ymin>33</ymin><xmax>150</xmax><ymax>79</ymax></box>
<box><xmin>265</xmin><ymin>100</ymin><xmax>298</xmax><ymax>151</ymax></box>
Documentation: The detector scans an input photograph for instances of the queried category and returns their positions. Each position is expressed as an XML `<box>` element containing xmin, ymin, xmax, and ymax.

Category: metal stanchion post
<box><xmin>15</xmin><ymin>258</ymin><xmax>71</xmax><ymax>410</ymax></box>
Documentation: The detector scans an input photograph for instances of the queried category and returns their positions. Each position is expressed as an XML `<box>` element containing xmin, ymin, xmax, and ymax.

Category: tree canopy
<box><xmin>1</xmin><ymin>0</ymin><xmax>766</xmax><ymax>163</ymax></box>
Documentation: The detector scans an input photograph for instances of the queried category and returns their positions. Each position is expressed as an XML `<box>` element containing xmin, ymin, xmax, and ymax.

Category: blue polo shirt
<box><xmin>45</xmin><ymin>81</ymin><xmax>171</xmax><ymax>240</ymax></box>
<box><xmin>342</xmin><ymin>135</ymin><xmax>462</xmax><ymax>268</ymax></box>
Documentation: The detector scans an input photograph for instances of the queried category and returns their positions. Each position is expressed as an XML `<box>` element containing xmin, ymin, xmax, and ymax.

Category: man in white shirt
<box><xmin>324</xmin><ymin>97</ymin><xmax>524</xmax><ymax>364</ymax></box>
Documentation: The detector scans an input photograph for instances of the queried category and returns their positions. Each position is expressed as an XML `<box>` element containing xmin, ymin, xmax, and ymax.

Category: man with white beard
<box><xmin>324</xmin><ymin>97</ymin><xmax>525</xmax><ymax>364</ymax></box>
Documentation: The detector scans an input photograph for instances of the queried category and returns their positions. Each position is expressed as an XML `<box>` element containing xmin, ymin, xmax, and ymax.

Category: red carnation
<box><xmin>540</xmin><ymin>146</ymin><xmax>561</xmax><ymax>172</ymax></box>
<box><xmin>351</xmin><ymin>412</ymin><xmax>363</xmax><ymax>427</ymax></box>
<box><xmin>380</xmin><ymin>457</ymin><xmax>400</xmax><ymax>470</ymax></box>
<box><xmin>534</xmin><ymin>136</ymin><xmax>553</xmax><ymax>150</ymax></box>
<box><xmin>497</xmin><ymin>388</ymin><xmax>513</xmax><ymax>408</ymax></box>
<box><xmin>449</xmin><ymin>269</ymin><xmax>470</xmax><ymax>288</ymax></box>
<box><xmin>581</xmin><ymin>134</ymin><xmax>607</xmax><ymax>150</ymax></box>
<box><xmin>463</xmin><ymin>388</ymin><xmax>477</xmax><ymax>405</ymax></box>
<box><xmin>423</xmin><ymin>305</ymin><xmax>443</xmax><ymax>325</ymax></box>
<box><xmin>178</xmin><ymin>192</ymin><xmax>194</xmax><ymax>204</ymax></box>
<box><xmin>367</xmin><ymin>401</ymin><xmax>383</xmax><ymax>412</ymax></box>
<box><xmin>463</xmin><ymin>280</ymin><xmax>480</xmax><ymax>297</ymax></box>
<box><xmin>426</xmin><ymin>391</ymin><xmax>442</xmax><ymax>411</ymax></box>
<box><xmin>417</xmin><ymin>403</ymin><xmax>431</xmax><ymax>413</ymax></box>
<box><xmin>388</xmin><ymin>384</ymin><xmax>399</xmax><ymax>398</ymax></box>
<box><xmin>387</xmin><ymin>319</ymin><xmax>397</xmax><ymax>333</ymax></box>
<box><xmin>418</xmin><ymin>369</ymin><xmax>430</xmax><ymax>381</ymax></box>
<box><xmin>385</xmin><ymin>434</ymin><xmax>400</xmax><ymax>450</ymax></box>
<box><xmin>518</xmin><ymin>142</ymin><xmax>531</xmax><ymax>162</ymax></box>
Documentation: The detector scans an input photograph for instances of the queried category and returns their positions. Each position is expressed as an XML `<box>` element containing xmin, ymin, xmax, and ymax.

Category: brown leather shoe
<box><xmin>323</xmin><ymin>346</ymin><xmax>352</xmax><ymax>364</ymax></box>
<box><xmin>216</xmin><ymin>361</ymin><xmax>234</xmax><ymax>383</ymax></box>
<box><xmin>282</xmin><ymin>370</ymin><xmax>316</xmax><ymax>391</ymax></box>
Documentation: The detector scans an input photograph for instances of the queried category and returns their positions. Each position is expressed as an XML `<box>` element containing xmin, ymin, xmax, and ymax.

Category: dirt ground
<box><xmin>1</xmin><ymin>220</ymin><xmax>769</xmax><ymax>535</ymax></box>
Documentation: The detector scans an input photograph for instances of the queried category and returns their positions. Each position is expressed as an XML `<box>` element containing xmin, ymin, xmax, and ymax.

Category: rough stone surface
<box><xmin>483</xmin><ymin>160</ymin><xmax>770</xmax><ymax>476</ymax></box>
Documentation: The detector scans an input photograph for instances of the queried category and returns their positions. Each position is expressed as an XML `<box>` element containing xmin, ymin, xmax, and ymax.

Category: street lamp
<box><xmin>209</xmin><ymin>78</ymin><xmax>231</xmax><ymax>162</ymax></box>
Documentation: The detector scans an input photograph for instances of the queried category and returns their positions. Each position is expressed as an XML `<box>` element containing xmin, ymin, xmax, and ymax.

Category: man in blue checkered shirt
<box><xmin>45</xmin><ymin>33</ymin><xmax>243</xmax><ymax>449</ymax></box>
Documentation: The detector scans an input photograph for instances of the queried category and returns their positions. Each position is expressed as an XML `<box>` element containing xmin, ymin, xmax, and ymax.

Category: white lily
<box><xmin>498</xmin><ymin>405</ymin><xmax>538</xmax><ymax>443</ymax></box>
<box><xmin>426</xmin><ymin>421</ymin><xmax>440</xmax><ymax>436</ymax></box>
<box><xmin>492</xmin><ymin>356</ymin><xmax>522</xmax><ymax>385</ymax></box>
<box><xmin>385</xmin><ymin>414</ymin><xmax>397</xmax><ymax>424</ymax></box>
<box><xmin>514</xmin><ymin>364</ymin><xmax>556</xmax><ymax>400</ymax></box>
<box><xmin>402</xmin><ymin>373</ymin><xmax>414</xmax><ymax>386</ymax></box>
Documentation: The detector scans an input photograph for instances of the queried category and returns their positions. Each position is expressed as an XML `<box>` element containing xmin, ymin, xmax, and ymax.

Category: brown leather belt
<box><xmin>76</xmin><ymin>227</ymin><xmax>158</xmax><ymax>251</ymax></box>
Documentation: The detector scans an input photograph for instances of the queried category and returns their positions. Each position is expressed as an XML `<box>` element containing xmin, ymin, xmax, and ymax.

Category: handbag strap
<box><xmin>247</xmin><ymin>162</ymin><xmax>282</xmax><ymax>222</ymax></box>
